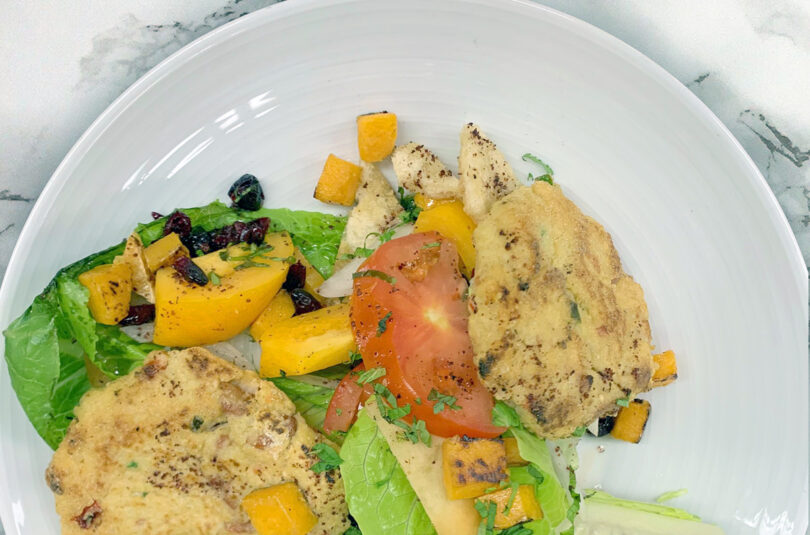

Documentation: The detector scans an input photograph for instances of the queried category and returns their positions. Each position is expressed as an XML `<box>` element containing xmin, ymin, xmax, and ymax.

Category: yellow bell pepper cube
<box><xmin>258</xmin><ymin>303</ymin><xmax>354</xmax><ymax>377</ymax></box>
<box><xmin>78</xmin><ymin>263</ymin><xmax>133</xmax><ymax>325</ymax></box>
<box><xmin>502</xmin><ymin>437</ymin><xmax>527</xmax><ymax>467</ymax></box>
<box><xmin>242</xmin><ymin>482</ymin><xmax>318</xmax><ymax>535</ymax></box>
<box><xmin>414</xmin><ymin>200</ymin><xmax>476</xmax><ymax>276</ymax></box>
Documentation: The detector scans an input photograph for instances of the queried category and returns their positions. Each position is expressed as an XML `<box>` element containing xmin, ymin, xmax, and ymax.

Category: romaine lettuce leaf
<box><xmin>269</xmin><ymin>376</ymin><xmax>335</xmax><ymax>439</ymax></box>
<box><xmin>4</xmin><ymin>200</ymin><xmax>346</xmax><ymax>449</ymax></box>
<box><xmin>340</xmin><ymin>409</ymin><xmax>436</xmax><ymax>535</ymax></box>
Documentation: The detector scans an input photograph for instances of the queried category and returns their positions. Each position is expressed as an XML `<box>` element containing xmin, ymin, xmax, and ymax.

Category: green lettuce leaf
<box><xmin>269</xmin><ymin>376</ymin><xmax>335</xmax><ymax>438</ymax></box>
<box><xmin>340</xmin><ymin>409</ymin><xmax>436</xmax><ymax>535</ymax></box>
<box><xmin>583</xmin><ymin>491</ymin><xmax>701</xmax><ymax>521</ymax></box>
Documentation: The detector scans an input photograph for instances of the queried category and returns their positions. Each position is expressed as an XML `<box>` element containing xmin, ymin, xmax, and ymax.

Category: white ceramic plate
<box><xmin>1</xmin><ymin>0</ymin><xmax>806</xmax><ymax>533</ymax></box>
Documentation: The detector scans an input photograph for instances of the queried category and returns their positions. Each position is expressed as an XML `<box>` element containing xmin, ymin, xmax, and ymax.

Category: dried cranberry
<box><xmin>72</xmin><ymin>500</ymin><xmax>102</xmax><ymax>529</ymax></box>
<box><xmin>228</xmin><ymin>174</ymin><xmax>265</xmax><ymax>211</ymax></box>
<box><xmin>209</xmin><ymin>228</ymin><xmax>231</xmax><ymax>250</ymax></box>
<box><xmin>151</xmin><ymin>211</ymin><xmax>163</xmax><ymax>220</ymax></box>
<box><xmin>163</xmin><ymin>211</ymin><xmax>192</xmax><ymax>238</ymax></box>
<box><xmin>290</xmin><ymin>288</ymin><xmax>322</xmax><ymax>315</ymax></box>
<box><xmin>183</xmin><ymin>227</ymin><xmax>213</xmax><ymax>257</ymax></box>
<box><xmin>247</xmin><ymin>217</ymin><xmax>270</xmax><ymax>244</ymax></box>
<box><xmin>283</xmin><ymin>262</ymin><xmax>306</xmax><ymax>291</ymax></box>
<box><xmin>119</xmin><ymin>304</ymin><xmax>155</xmax><ymax>326</ymax></box>
<box><xmin>231</xmin><ymin>221</ymin><xmax>248</xmax><ymax>243</ymax></box>
<box><xmin>173</xmin><ymin>256</ymin><xmax>208</xmax><ymax>286</ymax></box>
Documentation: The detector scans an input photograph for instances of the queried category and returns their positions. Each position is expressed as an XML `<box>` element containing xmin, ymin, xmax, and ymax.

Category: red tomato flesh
<box><xmin>324</xmin><ymin>363</ymin><xmax>372</xmax><ymax>434</ymax></box>
<box><xmin>350</xmin><ymin>232</ymin><xmax>504</xmax><ymax>438</ymax></box>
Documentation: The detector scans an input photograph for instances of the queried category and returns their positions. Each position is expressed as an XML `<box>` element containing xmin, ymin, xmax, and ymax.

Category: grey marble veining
<box><xmin>1</xmin><ymin>0</ymin><xmax>808</xmax><ymax>287</ymax></box>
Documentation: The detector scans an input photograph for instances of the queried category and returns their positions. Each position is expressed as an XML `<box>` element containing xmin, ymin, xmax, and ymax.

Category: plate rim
<box><xmin>1</xmin><ymin>0</ymin><xmax>806</xmax><ymax>531</ymax></box>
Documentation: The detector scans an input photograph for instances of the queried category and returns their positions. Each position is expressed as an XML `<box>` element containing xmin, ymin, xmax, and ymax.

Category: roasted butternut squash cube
<box><xmin>478</xmin><ymin>485</ymin><xmax>543</xmax><ymax>528</ymax></box>
<box><xmin>357</xmin><ymin>112</ymin><xmax>397</xmax><ymax>162</ymax></box>
<box><xmin>250</xmin><ymin>290</ymin><xmax>296</xmax><ymax>340</ymax></box>
<box><xmin>610</xmin><ymin>399</ymin><xmax>651</xmax><ymax>443</ymax></box>
<box><xmin>78</xmin><ymin>263</ymin><xmax>133</xmax><ymax>325</ymax></box>
<box><xmin>413</xmin><ymin>193</ymin><xmax>454</xmax><ymax>210</ymax></box>
<box><xmin>143</xmin><ymin>232</ymin><xmax>188</xmax><ymax>273</ymax></box>
<box><xmin>651</xmin><ymin>350</ymin><xmax>678</xmax><ymax>387</ymax></box>
<box><xmin>442</xmin><ymin>436</ymin><xmax>508</xmax><ymax>500</ymax></box>
<box><xmin>153</xmin><ymin>232</ymin><xmax>293</xmax><ymax>347</ymax></box>
<box><xmin>242</xmin><ymin>482</ymin><xmax>317</xmax><ymax>535</ymax></box>
<box><xmin>503</xmin><ymin>437</ymin><xmax>527</xmax><ymax>466</ymax></box>
<box><xmin>258</xmin><ymin>303</ymin><xmax>354</xmax><ymax>377</ymax></box>
<box><xmin>414</xmin><ymin>200</ymin><xmax>476</xmax><ymax>276</ymax></box>
<box><xmin>293</xmin><ymin>248</ymin><xmax>326</xmax><ymax>302</ymax></box>
<box><xmin>314</xmin><ymin>154</ymin><xmax>362</xmax><ymax>206</ymax></box>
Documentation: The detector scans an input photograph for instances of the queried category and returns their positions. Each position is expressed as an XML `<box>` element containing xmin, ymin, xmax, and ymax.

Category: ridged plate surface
<box><xmin>0</xmin><ymin>0</ymin><xmax>806</xmax><ymax>533</ymax></box>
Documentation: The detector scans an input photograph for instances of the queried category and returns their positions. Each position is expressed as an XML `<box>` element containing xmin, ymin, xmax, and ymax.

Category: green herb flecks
<box><xmin>348</xmin><ymin>350</ymin><xmax>363</xmax><ymax>365</ymax></box>
<box><xmin>372</xmin><ymin>383</ymin><xmax>430</xmax><ymax>446</ymax></box>
<box><xmin>616</xmin><ymin>395</ymin><xmax>631</xmax><ymax>408</ymax></box>
<box><xmin>503</xmin><ymin>482</ymin><xmax>520</xmax><ymax>514</ymax></box>
<box><xmin>397</xmin><ymin>187</ymin><xmax>422</xmax><ymax>223</ymax></box>
<box><xmin>427</xmin><ymin>388</ymin><xmax>461</xmax><ymax>414</ymax></box>
<box><xmin>522</xmin><ymin>152</ymin><xmax>555</xmax><ymax>184</ymax></box>
<box><xmin>570</xmin><ymin>301</ymin><xmax>580</xmax><ymax>322</ymax></box>
<box><xmin>190</xmin><ymin>416</ymin><xmax>204</xmax><ymax>431</ymax></box>
<box><xmin>311</xmin><ymin>443</ymin><xmax>343</xmax><ymax>474</ymax></box>
<box><xmin>572</xmin><ymin>426</ymin><xmax>586</xmax><ymax>437</ymax></box>
<box><xmin>208</xmin><ymin>272</ymin><xmax>221</xmax><ymax>286</ymax></box>
<box><xmin>422</xmin><ymin>242</ymin><xmax>441</xmax><ymax>249</ymax></box>
<box><xmin>474</xmin><ymin>500</ymin><xmax>497</xmax><ymax>535</ymax></box>
<box><xmin>352</xmin><ymin>270</ymin><xmax>396</xmax><ymax>285</ymax></box>
<box><xmin>127</xmin><ymin>461</ymin><xmax>138</xmax><ymax>469</ymax></box>
<box><xmin>377</xmin><ymin>312</ymin><xmax>393</xmax><ymax>336</ymax></box>
<box><xmin>355</xmin><ymin>366</ymin><xmax>386</xmax><ymax>385</ymax></box>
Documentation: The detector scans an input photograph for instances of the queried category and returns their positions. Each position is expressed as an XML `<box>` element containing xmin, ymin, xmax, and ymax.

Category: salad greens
<box><xmin>268</xmin><ymin>376</ymin><xmax>335</xmax><ymax>439</ymax></box>
<box><xmin>4</xmin><ymin>201</ymin><xmax>346</xmax><ymax>449</ymax></box>
<box><xmin>340</xmin><ymin>409</ymin><xmax>436</xmax><ymax>535</ymax></box>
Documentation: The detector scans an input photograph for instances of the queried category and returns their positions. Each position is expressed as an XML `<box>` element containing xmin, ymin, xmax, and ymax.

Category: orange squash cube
<box><xmin>413</xmin><ymin>193</ymin><xmax>454</xmax><ymax>210</ymax></box>
<box><xmin>610</xmin><ymin>399</ymin><xmax>651</xmax><ymax>443</ymax></box>
<box><xmin>143</xmin><ymin>232</ymin><xmax>188</xmax><ymax>273</ymax></box>
<box><xmin>651</xmin><ymin>350</ymin><xmax>678</xmax><ymax>387</ymax></box>
<box><xmin>357</xmin><ymin>112</ymin><xmax>397</xmax><ymax>162</ymax></box>
<box><xmin>241</xmin><ymin>482</ymin><xmax>317</xmax><ymax>535</ymax></box>
<box><xmin>478</xmin><ymin>485</ymin><xmax>543</xmax><ymax>528</ymax></box>
<box><xmin>78</xmin><ymin>263</ymin><xmax>133</xmax><ymax>325</ymax></box>
<box><xmin>442</xmin><ymin>436</ymin><xmax>508</xmax><ymax>500</ymax></box>
<box><xmin>314</xmin><ymin>154</ymin><xmax>362</xmax><ymax>206</ymax></box>
<box><xmin>502</xmin><ymin>437</ymin><xmax>527</xmax><ymax>466</ymax></box>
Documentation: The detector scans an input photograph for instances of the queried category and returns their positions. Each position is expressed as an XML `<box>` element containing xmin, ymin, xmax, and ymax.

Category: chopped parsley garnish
<box><xmin>526</xmin><ymin>464</ymin><xmax>545</xmax><ymax>485</ymax></box>
<box><xmin>339</xmin><ymin>246</ymin><xmax>375</xmax><ymax>260</ymax></box>
<box><xmin>570</xmin><ymin>301</ymin><xmax>580</xmax><ymax>321</ymax></box>
<box><xmin>474</xmin><ymin>500</ymin><xmax>497</xmax><ymax>535</ymax></box>
<box><xmin>616</xmin><ymin>395</ymin><xmax>631</xmax><ymax>407</ymax></box>
<box><xmin>499</xmin><ymin>525</ymin><xmax>533</xmax><ymax>535</ymax></box>
<box><xmin>397</xmin><ymin>186</ymin><xmax>422</xmax><ymax>223</ymax></box>
<box><xmin>208</xmin><ymin>271</ymin><xmax>221</xmax><ymax>286</ymax></box>
<box><xmin>372</xmin><ymin>383</ymin><xmax>430</xmax><ymax>446</ymax></box>
<box><xmin>422</xmin><ymin>241</ymin><xmax>441</xmax><ymax>249</ymax></box>
<box><xmin>503</xmin><ymin>482</ymin><xmax>520</xmax><ymax>514</ymax></box>
<box><xmin>126</xmin><ymin>461</ymin><xmax>138</xmax><ymax>468</ymax></box>
<box><xmin>335</xmin><ymin>408</ymin><xmax>343</xmax><ymax>416</ymax></box>
<box><xmin>522</xmin><ymin>152</ymin><xmax>555</xmax><ymax>185</ymax></box>
<box><xmin>310</xmin><ymin>443</ymin><xmax>343</xmax><ymax>474</ymax></box>
<box><xmin>427</xmin><ymin>388</ymin><xmax>461</xmax><ymax>413</ymax></box>
<box><xmin>572</xmin><ymin>425</ymin><xmax>586</xmax><ymax>437</ymax></box>
<box><xmin>190</xmin><ymin>416</ymin><xmax>204</xmax><ymax>431</ymax></box>
<box><xmin>377</xmin><ymin>312</ymin><xmax>392</xmax><ymax>336</ymax></box>
<box><xmin>355</xmin><ymin>366</ymin><xmax>386</xmax><ymax>385</ymax></box>
<box><xmin>352</xmin><ymin>270</ymin><xmax>396</xmax><ymax>285</ymax></box>
<box><xmin>348</xmin><ymin>350</ymin><xmax>363</xmax><ymax>365</ymax></box>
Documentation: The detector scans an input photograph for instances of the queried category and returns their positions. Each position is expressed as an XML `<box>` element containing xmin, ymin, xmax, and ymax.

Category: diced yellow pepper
<box><xmin>503</xmin><ymin>438</ymin><xmax>527</xmax><ymax>466</ymax></box>
<box><xmin>651</xmin><ymin>350</ymin><xmax>678</xmax><ymax>387</ymax></box>
<box><xmin>250</xmin><ymin>290</ymin><xmax>296</xmax><ymax>340</ymax></box>
<box><xmin>153</xmin><ymin>232</ymin><xmax>293</xmax><ymax>347</ymax></box>
<box><xmin>442</xmin><ymin>436</ymin><xmax>508</xmax><ymax>500</ymax></box>
<box><xmin>478</xmin><ymin>485</ymin><xmax>543</xmax><ymax>528</ymax></box>
<box><xmin>258</xmin><ymin>303</ymin><xmax>354</xmax><ymax>377</ymax></box>
<box><xmin>357</xmin><ymin>112</ymin><xmax>397</xmax><ymax>162</ymax></box>
<box><xmin>78</xmin><ymin>263</ymin><xmax>133</xmax><ymax>325</ymax></box>
<box><xmin>241</xmin><ymin>482</ymin><xmax>318</xmax><ymax>535</ymax></box>
<box><xmin>314</xmin><ymin>154</ymin><xmax>362</xmax><ymax>206</ymax></box>
<box><xmin>143</xmin><ymin>232</ymin><xmax>188</xmax><ymax>273</ymax></box>
<box><xmin>413</xmin><ymin>193</ymin><xmax>454</xmax><ymax>211</ymax></box>
<box><xmin>293</xmin><ymin>249</ymin><xmax>326</xmax><ymax>303</ymax></box>
<box><xmin>414</xmin><ymin>200</ymin><xmax>476</xmax><ymax>276</ymax></box>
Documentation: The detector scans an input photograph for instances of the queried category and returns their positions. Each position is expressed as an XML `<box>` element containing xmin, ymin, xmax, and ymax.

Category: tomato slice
<box><xmin>323</xmin><ymin>364</ymin><xmax>372</xmax><ymax>434</ymax></box>
<box><xmin>350</xmin><ymin>232</ymin><xmax>504</xmax><ymax>438</ymax></box>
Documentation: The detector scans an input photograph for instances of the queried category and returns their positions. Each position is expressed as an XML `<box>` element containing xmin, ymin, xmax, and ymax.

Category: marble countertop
<box><xmin>2</xmin><ymin>0</ymin><xmax>809</xmax><ymax>282</ymax></box>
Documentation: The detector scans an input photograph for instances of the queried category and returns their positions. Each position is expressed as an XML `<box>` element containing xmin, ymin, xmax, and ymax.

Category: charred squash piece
<box><xmin>610</xmin><ymin>399</ymin><xmax>651</xmax><ymax>443</ymax></box>
<box><xmin>478</xmin><ymin>485</ymin><xmax>543</xmax><ymax>528</ymax></box>
<box><xmin>442</xmin><ymin>436</ymin><xmax>508</xmax><ymax>499</ymax></box>
<box><xmin>651</xmin><ymin>350</ymin><xmax>678</xmax><ymax>387</ymax></box>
